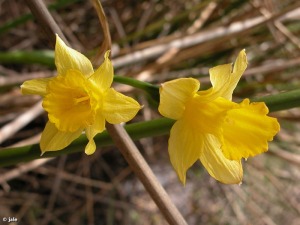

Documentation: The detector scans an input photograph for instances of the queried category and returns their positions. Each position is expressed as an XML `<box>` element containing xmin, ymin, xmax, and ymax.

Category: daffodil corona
<box><xmin>159</xmin><ymin>50</ymin><xmax>280</xmax><ymax>184</ymax></box>
<box><xmin>21</xmin><ymin>35</ymin><xmax>141</xmax><ymax>155</ymax></box>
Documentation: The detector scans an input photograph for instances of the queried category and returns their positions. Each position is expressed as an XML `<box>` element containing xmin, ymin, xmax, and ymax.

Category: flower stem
<box><xmin>2</xmin><ymin>88</ymin><xmax>300</xmax><ymax>167</ymax></box>
<box><xmin>1</xmin><ymin>75</ymin><xmax>299</xmax><ymax>166</ymax></box>
<box><xmin>113</xmin><ymin>76</ymin><xmax>300</xmax><ymax>113</ymax></box>
<box><xmin>252</xmin><ymin>89</ymin><xmax>300</xmax><ymax>112</ymax></box>
<box><xmin>0</xmin><ymin>118</ymin><xmax>174</xmax><ymax>167</ymax></box>
<box><xmin>113</xmin><ymin>75</ymin><xmax>159</xmax><ymax>102</ymax></box>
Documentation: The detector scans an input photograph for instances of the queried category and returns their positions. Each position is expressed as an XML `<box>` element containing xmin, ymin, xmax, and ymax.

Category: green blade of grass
<box><xmin>0</xmin><ymin>118</ymin><xmax>174</xmax><ymax>167</ymax></box>
<box><xmin>0</xmin><ymin>50</ymin><xmax>55</xmax><ymax>67</ymax></box>
<box><xmin>1</xmin><ymin>89</ymin><xmax>300</xmax><ymax>167</ymax></box>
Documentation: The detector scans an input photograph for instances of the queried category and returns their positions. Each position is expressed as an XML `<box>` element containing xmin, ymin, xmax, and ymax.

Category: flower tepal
<box><xmin>21</xmin><ymin>35</ymin><xmax>141</xmax><ymax>155</ymax></box>
<box><xmin>159</xmin><ymin>50</ymin><xmax>280</xmax><ymax>185</ymax></box>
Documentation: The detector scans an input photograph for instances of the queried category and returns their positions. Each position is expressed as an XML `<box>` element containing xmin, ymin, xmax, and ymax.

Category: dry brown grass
<box><xmin>0</xmin><ymin>0</ymin><xmax>300</xmax><ymax>224</ymax></box>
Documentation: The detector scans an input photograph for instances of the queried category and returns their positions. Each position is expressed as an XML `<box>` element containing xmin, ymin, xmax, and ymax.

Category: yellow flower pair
<box><xmin>21</xmin><ymin>35</ymin><xmax>280</xmax><ymax>184</ymax></box>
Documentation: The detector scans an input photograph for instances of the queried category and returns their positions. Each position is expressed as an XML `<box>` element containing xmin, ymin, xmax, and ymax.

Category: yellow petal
<box><xmin>184</xmin><ymin>96</ymin><xmax>234</xmax><ymax>135</ymax></box>
<box><xmin>199</xmin><ymin>63</ymin><xmax>232</xmax><ymax>101</ymax></box>
<box><xmin>89</xmin><ymin>51</ymin><xmax>113</xmax><ymax>91</ymax></box>
<box><xmin>199</xmin><ymin>134</ymin><xmax>243</xmax><ymax>184</ymax></box>
<box><xmin>55</xmin><ymin>34</ymin><xmax>94</xmax><ymax>76</ymax></box>
<box><xmin>205</xmin><ymin>50</ymin><xmax>247</xmax><ymax>100</ymax></box>
<box><xmin>233</xmin><ymin>49</ymin><xmax>248</xmax><ymax>74</ymax></box>
<box><xmin>224</xmin><ymin>49</ymin><xmax>247</xmax><ymax>100</ymax></box>
<box><xmin>168</xmin><ymin>119</ymin><xmax>204</xmax><ymax>185</ymax></box>
<box><xmin>40</xmin><ymin>121</ymin><xmax>83</xmax><ymax>154</ymax></box>
<box><xmin>21</xmin><ymin>78</ymin><xmax>52</xmax><ymax>96</ymax></box>
<box><xmin>221</xmin><ymin>98</ymin><xmax>280</xmax><ymax>160</ymax></box>
<box><xmin>85</xmin><ymin>110</ymin><xmax>106</xmax><ymax>155</ymax></box>
<box><xmin>209</xmin><ymin>63</ymin><xmax>232</xmax><ymax>90</ymax></box>
<box><xmin>103</xmin><ymin>88</ymin><xmax>141</xmax><ymax>124</ymax></box>
<box><xmin>159</xmin><ymin>78</ymin><xmax>200</xmax><ymax>120</ymax></box>
<box><xmin>42</xmin><ymin>70</ymin><xmax>96</xmax><ymax>132</ymax></box>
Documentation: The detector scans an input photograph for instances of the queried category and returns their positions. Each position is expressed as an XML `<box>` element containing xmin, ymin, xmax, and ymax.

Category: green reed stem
<box><xmin>0</xmin><ymin>118</ymin><xmax>174</xmax><ymax>167</ymax></box>
<box><xmin>0</xmin><ymin>51</ymin><xmax>55</xmax><ymax>67</ymax></box>
<box><xmin>252</xmin><ymin>89</ymin><xmax>300</xmax><ymax>112</ymax></box>
<box><xmin>114</xmin><ymin>75</ymin><xmax>159</xmax><ymax>102</ymax></box>
<box><xmin>1</xmin><ymin>89</ymin><xmax>300</xmax><ymax>167</ymax></box>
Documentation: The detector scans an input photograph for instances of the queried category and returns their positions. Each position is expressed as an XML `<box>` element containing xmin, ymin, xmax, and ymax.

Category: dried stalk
<box><xmin>0</xmin><ymin>101</ymin><xmax>43</xmax><ymax>144</ymax></box>
<box><xmin>24</xmin><ymin>0</ymin><xmax>187</xmax><ymax>224</ymax></box>
<box><xmin>112</xmin><ymin>4</ymin><xmax>300</xmax><ymax>69</ymax></box>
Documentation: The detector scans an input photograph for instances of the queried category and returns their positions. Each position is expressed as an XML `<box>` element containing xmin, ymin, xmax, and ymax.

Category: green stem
<box><xmin>0</xmin><ymin>118</ymin><xmax>174</xmax><ymax>167</ymax></box>
<box><xmin>3</xmin><ymin>49</ymin><xmax>297</xmax><ymax>113</ymax></box>
<box><xmin>113</xmin><ymin>75</ymin><xmax>159</xmax><ymax>102</ymax></box>
<box><xmin>252</xmin><ymin>89</ymin><xmax>300</xmax><ymax>112</ymax></box>
<box><xmin>1</xmin><ymin>89</ymin><xmax>300</xmax><ymax>167</ymax></box>
<box><xmin>0</xmin><ymin>51</ymin><xmax>55</xmax><ymax>67</ymax></box>
<box><xmin>0</xmin><ymin>51</ymin><xmax>158</xmax><ymax>97</ymax></box>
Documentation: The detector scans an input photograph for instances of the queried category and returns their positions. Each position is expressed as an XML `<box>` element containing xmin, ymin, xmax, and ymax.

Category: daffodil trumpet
<box><xmin>158</xmin><ymin>50</ymin><xmax>280</xmax><ymax>184</ymax></box>
<box><xmin>21</xmin><ymin>35</ymin><xmax>141</xmax><ymax>155</ymax></box>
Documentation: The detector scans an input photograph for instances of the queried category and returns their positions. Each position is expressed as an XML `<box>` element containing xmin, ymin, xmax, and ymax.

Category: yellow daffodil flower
<box><xmin>158</xmin><ymin>50</ymin><xmax>280</xmax><ymax>184</ymax></box>
<box><xmin>21</xmin><ymin>35</ymin><xmax>141</xmax><ymax>155</ymax></box>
